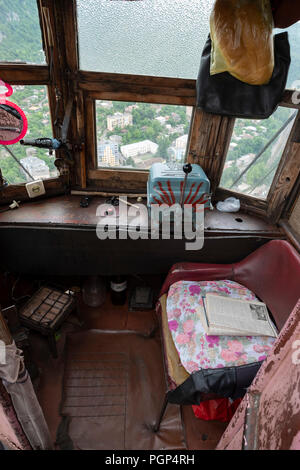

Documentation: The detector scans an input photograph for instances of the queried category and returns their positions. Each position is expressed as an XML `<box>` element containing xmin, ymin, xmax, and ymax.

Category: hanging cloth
<box><xmin>0</xmin><ymin>342</ymin><xmax>53</xmax><ymax>450</ymax></box>
<box><xmin>196</xmin><ymin>32</ymin><xmax>290</xmax><ymax>119</ymax></box>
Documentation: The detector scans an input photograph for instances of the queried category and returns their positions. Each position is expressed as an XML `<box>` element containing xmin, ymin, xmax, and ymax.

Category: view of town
<box><xmin>96</xmin><ymin>100</ymin><xmax>296</xmax><ymax>200</ymax></box>
<box><xmin>220</xmin><ymin>107</ymin><xmax>296</xmax><ymax>199</ymax></box>
<box><xmin>0</xmin><ymin>88</ymin><xmax>296</xmax><ymax>202</ymax></box>
<box><xmin>0</xmin><ymin>86</ymin><xmax>58</xmax><ymax>184</ymax></box>
<box><xmin>0</xmin><ymin>0</ymin><xmax>299</xmax><ymax>200</ymax></box>
<box><xmin>96</xmin><ymin>101</ymin><xmax>192</xmax><ymax>170</ymax></box>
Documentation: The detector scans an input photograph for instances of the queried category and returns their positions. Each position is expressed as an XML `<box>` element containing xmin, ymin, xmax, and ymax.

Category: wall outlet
<box><xmin>26</xmin><ymin>180</ymin><xmax>46</xmax><ymax>198</ymax></box>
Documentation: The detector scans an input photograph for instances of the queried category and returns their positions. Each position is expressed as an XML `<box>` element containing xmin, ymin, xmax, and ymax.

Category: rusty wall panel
<box><xmin>217</xmin><ymin>299</ymin><xmax>300</xmax><ymax>450</ymax></box>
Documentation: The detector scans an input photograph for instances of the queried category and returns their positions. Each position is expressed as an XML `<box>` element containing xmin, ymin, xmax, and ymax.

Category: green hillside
<box><xmin>0</xmin><ymin>0</ymin><xmax>44</xmax><ymax>64</ymax></box>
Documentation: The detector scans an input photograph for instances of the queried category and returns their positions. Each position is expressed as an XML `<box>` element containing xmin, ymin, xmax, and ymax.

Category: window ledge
<box><xmin>0</xmin><ymin>195</ymin><xmax>284</xmax><ymax>238</ymax></box>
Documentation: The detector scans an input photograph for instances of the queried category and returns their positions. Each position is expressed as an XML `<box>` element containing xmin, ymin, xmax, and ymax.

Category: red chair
<box><xmin>155</xmin><ymin>240</ymin><xmax>300</xmax><ymax>431</ymax></box>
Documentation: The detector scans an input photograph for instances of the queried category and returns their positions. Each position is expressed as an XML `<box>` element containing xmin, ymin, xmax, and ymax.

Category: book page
<box><xmin>205</xmin><ymin>294</ymin><xmax>278</xmax><ymax>337</ymax></box>
<box><xmin>197</xmin><ymin>298</ymin><xmax>243</xmax><ymax>335</ymax></box>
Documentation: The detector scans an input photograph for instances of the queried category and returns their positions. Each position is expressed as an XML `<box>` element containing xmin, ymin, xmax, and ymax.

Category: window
<box><xmin>0</xmin><ymin>85</ymin><xmax>59</xmax><ymax>185</ymax></box>
<box><xmin>0</xmin><ymin>1</ymin><xmax>65</xmax><ymax>195</ymax></box>
<box><xmin>275</xmin><ymin>22</ymin><xmax>300</xmax><ymax>88</ymax></box>
<box><xmin>77</xmin><ymin>0</ymin><xmax>214</xmax><ymax>78</ymax></box>
<box><xmin>0</xmin><ymin>1</ymin><xmax>298</xmax><ymax>223</ymax></box>
<box><xmin>96</xmin><ymin>100</ymin><xmax>193</xmax><ymax>169</ymax></box>
<box><xmin>220</xmin><ymin>107</ymin><xmax>297</xmax><ymax>199</ymax></box>
<box><xmin>0</xmin><ymin>0</ymin><xmax>45</xmax><ymax>64</ymax></box>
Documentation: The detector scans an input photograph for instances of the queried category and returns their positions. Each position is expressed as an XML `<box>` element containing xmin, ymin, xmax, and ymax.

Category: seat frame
<box><xmin>154</xmin><ymin>240</ymin><xmax>300</xmax><ymax>431</ymax></box>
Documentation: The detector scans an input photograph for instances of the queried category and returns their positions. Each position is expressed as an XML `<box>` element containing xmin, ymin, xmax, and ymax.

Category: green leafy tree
<box><xmin>246</xmin><ymin>162</ymin><xmax>267</xmax><ymax>187</ymax></box>
<box><xmin>156</xmin><ymin>136</ymin><xmax>171</xmax><ymax>159</ymax></box>
<box><xmin>125</xmin><ymin>157</ymin><xmax>135</xmax><ymax>167</ymax></box>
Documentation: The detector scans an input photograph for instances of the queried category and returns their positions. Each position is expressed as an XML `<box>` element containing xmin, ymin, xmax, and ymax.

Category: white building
<box><xmin>97</xmin><ymin>140</ymin><xmax>120</xmax><ymax>167</ymax></box>
<box><xmin>236</xmin><ymin>153</ymin><xmax>256</xmax><ymax>169</ymax></box>
<box><xmin>109</xmin><ymin>134</ymin><xmax>122</xmax><ymax>145</ymax></box>
<box><xmin>175</xmin><ymin>134</ymin><xmax>188</xmax><ymax>149</ymax></box>
<box><xmin>98</xmin><ymin>101</ymin><xmax>113</xmax><ymax>109</ymax></box>
<box><xmin>169</xmin><ymin>147</ymin><xmax>185</xmax><ymax>162</ymax></box>
<box><xmin>20</xmin><ymin>156</ymin><xmax>50</xmax><ymax>182</ymax></box>
<box><xmin>107</xmin><ymin>112</ymin><xmax>133</xmax><ymax>131</ymax></box>
<box><xmin>224</xmin><ymin>160</ymin><xmax>234</xmax><ymax>169</ymax></box>
<box><xmin>155</xmin><ymin>116</ymin><xmax>167</xmax><ymax>125</ymax></box>
<box><xmin>174</xmin><ymin>124</ymin><xmax>185</xmax><ymax>134</ymax></box>
<box><xmin>237</xmin><ymin>182</ymin><xmax>251</xmax><ymax>193</ymax></box>
<box><xmin>121</xmin><ymin>140</ymin><xmax>158</xmax><ymax>158</ymax></box>
<box><xmin>186</xmin><ymin>106</ymin><xmax>193</xmax><ymax>119</ymax></box>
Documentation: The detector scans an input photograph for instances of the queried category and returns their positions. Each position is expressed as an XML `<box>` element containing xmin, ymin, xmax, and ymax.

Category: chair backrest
<box><xmin>233</xmin><ymin>240</ymin><xmax>300</xmax><ymax>331</ymax></box>
<box><xmin>160</xmin><ymin>263</ymin><xmax>234</xmax><ymax>297</ymax></box>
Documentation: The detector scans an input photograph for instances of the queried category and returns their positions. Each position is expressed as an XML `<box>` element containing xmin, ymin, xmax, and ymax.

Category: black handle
<box><xmin>183</xmin><ymin>163</ymin><xmax>192</xmax><ymax>174</ymax></box>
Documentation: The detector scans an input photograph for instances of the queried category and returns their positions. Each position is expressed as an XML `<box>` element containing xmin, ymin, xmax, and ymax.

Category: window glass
<box><xmin>220</xmin><ymin>107</ymin><xmax>297</xmax><ymax>199</ymax></box>
<box><xmin>96</xmin><ymin>100</ymin><xmax>193</xmax><ymax>169</ymax></box>
<box><xmin>0</xmin><ymin>0</ymin><xmax>45</xmax><ymax>64</ymax></box>
<box><xmin>77</xmin><ymin>0</ymin><xmax>214</xmax><ymax>78</ymax></box>
<box><xmin>77</xmin><ymin>1</ymin><xmax>300</xmax><ymax>85</ymax></box>
<box><xmin>275</xmin><ymin>22</ymin><xmax>300</xmax><ymax>89</ymax></box>
<box><xmin>0</xmin><ymin>85</ymin><xmax>58</xmax><ymax>184</ymax></box>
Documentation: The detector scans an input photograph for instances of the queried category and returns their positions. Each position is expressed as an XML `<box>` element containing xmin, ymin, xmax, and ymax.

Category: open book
<box><xmin>200</xmin><ymin>294</ymin><xmax>278</xmax><ymax>338</ymax></box>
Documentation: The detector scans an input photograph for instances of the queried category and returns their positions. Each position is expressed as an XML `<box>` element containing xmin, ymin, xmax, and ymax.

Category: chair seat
<box><xmin>165</xmin><ymin>280</ymin><xmax>276</xmax><ymax>378</ymax></box>
<box><xmin>154</xmin><ymin>241</ymin><xmax>300</xmax><ymax>430</ymax></box>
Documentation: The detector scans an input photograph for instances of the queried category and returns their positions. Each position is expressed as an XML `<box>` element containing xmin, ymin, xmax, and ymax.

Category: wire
<box><xmin>0</xmin><ymin>200</ymin><xmax>20</xmax><ymax>213</ymax></box>
<box><xmin>2</xmin><ymin>144</ymin><xmax>34</xmax><ymax>181</ymax></box>
<box><xmin>229</xmin><ymin>111</ymin><xmax>297</xmax><ymax>190</ymax></box>
<box><xmin>248</xmin><ymin>161</ymin><xmax>279</xmax><ymax>195</ymax></box>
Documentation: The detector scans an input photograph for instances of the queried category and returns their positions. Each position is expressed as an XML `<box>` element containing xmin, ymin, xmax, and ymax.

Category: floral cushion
<box><xmin>166</xmin><ymin>280</ymin><xmax>276</xmax><ymax>374</ymax></box>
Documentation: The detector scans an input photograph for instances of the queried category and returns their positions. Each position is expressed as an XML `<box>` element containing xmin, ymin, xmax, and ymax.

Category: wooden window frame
<box><xmin>78</xmin><ymin>72</ymin><xmax>236</xmax><ymax>194</ymax></box>
<box><xmin>0</xmin><ymin>0</ymin><xmax>71</xmax><ymax>204</ymax></box>
<box><xmin>81</xmin><ymin>73</ymin><xmax>197</xmax><ymax>193</ymax></box>
<box><xmin>1</xmin><ymin>0</ymin><xmax>299</xmax><ymax>225</ymax></box>
<box><xmin>0</xmin><ymin>65</ymin><xmax>65</xmax><ymax>203</ymax></box>
<box><xmin>213</xmin><ymin>94</ymin><xmax>300</xmax><ymax>222</ymax></box>
<box><xmin>70</xmin><ymin>0</ymin><xmax>300</xmax><ymax>222</ymax></box>
<box><xmin>81</xmin><ymin>82</ymin><xmax>300</xmax><ymax>222</ymax></box>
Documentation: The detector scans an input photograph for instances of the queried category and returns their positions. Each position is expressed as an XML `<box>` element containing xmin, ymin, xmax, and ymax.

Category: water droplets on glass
<box><xmin>77</xmin><ymin>0</ymin><xmax>214</xmax><ymax>78</ymax></box>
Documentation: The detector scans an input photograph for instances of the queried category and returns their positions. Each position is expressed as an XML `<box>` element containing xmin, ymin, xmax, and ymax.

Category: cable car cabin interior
<box><xmin>0</xmin><ymin>0</ymin><xmax>300</xmax><ymax>452</ymax></box>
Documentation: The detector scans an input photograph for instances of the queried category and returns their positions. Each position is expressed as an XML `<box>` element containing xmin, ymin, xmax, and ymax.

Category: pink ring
<box><xmin>0</xmin><ymin>100</ymin><xmax>28</xmax><ymax>145</ymax></box>
<box><xmin>0</xmin><ymin>80</ymin><xmax>13</xmax><ymax>98</ymax></box>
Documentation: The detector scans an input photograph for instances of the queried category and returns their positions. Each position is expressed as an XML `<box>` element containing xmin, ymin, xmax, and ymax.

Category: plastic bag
<box><xmin>216</xmin><ymin>197</ymin><xmax>240</xmax><ymax>213</ymax></box>
<box><xmin>210</xmin><ymin>0</ymin><xmax>274</xmax><ymax>85</ymax></box>
<box><xmin>196</xmin><ymin>32</ymin><xmax>290</xmax><ymax>119</ymax></box>
<box><xmin>192</xmin><ymin>398</ymin><xmax>242</xmax><ymax>423</ymax></box>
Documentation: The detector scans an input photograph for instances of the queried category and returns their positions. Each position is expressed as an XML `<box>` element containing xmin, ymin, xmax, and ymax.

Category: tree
<box><xmin>246</xmin><ymin>162</ymin><xmax>267</xmax><ymax>187</ymax></box>
<box><xmin>125</xmin><ymin>157</ymin><xmax>135</xmax><ymax>168</ymax></box>
<box><xmin>221</xmin><ymin>162</ymin><xmax>240</xmax><ymax>188</ymax></box>
<box><xmin>156</xmin><ymin>136</ymin><xmax>171</xmax><ymax>159</ymax></box>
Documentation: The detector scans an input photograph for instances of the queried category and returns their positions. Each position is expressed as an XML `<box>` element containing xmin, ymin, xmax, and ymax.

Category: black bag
<box><xmin>167</xmin><ymin>361</ymin><xmax>263</xmax><ymax>405</ymax></box>
<box><xmin>196</xmin><ymin>32</ymin><xmax>291</xmax><ymax>119</ymax></box>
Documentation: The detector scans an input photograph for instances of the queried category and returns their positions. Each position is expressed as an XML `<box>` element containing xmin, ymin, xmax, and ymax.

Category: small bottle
<box><xmin>110</xmin><ymin>276</ymin><xmax>127</xmax><ymax>305</ymax></box>
<box><xmin>82</xmin><ymin>276</ymin><xmax>106</xmax><ymax>307</ymax></box>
